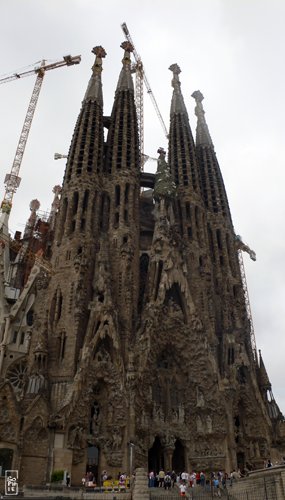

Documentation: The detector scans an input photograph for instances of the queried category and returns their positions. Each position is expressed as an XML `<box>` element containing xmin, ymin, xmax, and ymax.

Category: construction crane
<box><xmin>0</xmin><ymin>54</ymin><xmax>81</xmax><ymax>221</ymax></box>
<box><xmin>235</xmin><ymin>234</ymin><xmax>257</xmax><ymax>364</ymax></box>
<box><xmin>121</xmin><ymin>22</ymin><xmax>168</xmax><ymax>169</ymax></box>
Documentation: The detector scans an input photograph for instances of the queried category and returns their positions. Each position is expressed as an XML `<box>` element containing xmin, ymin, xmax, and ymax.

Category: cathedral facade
<box><xmin>0</xmin><ymin>42</ymin><xmax>284</xmax><ymax>486</ymax></box>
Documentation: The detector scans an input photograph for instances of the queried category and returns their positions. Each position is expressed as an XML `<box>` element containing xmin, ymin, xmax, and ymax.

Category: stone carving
<box><xmin>161</xmin><ymin>432</ymin><xmax>176</xmax><ymax>449</ymax></box>
<box><xmin>91</xmin><ymin>403</ymin><xmax>101</xmax><ymax>434</ymax></box>
<box><xmin>194</xmin><ymin>442</ymin><xmax>224</xmax><ymax>457</ymax></box>
<box><xmin>190</xmin><ymin>313</ymin><xmax>203</xmax><ymax>331</ymax></box>
<box><xmin>68</xmin><ymin>425</ymin><xmax>85</xmax><ymax>449</ymax></box>
<box><xmin>112</xmin><ymin>426</ymin><xmax>123</xmax><ymax>449</ymax></box>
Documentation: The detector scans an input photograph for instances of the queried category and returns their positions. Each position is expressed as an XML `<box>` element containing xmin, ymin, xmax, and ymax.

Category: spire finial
<box><xmin>83</xmin><ymin>45</ymin><xmax>106</xmax><ymax>104</ymax></box>
<box><xmin>169</xmin><ymin>63</ymin><xmax>181</xmax><ymax>90</ymax></box>
<box><xmin>191</xmin><ymin>90</ymin><xmax>213</xmax><ymax>147</ymax></box>
<box><xmin>120</xmin><ymin>41</ymin><xmax>133</xmax><ymax>67</ymax></box>
<box><xmin>91</xmin><ymin>46</ymin><xmax>106</xmax><ymax>75</ymax></box>
<box><xmin>115</xmin><ymin>41</ymin><xmax>134</xmax><ymax>92</ymax></box>
<box><xmin>169</xmin><ymin>64</ymin><xmax>188</xmax><ymax>117</ymax></box>
<box><xmin>157</xmin><ymin>147</ymin><xmax>166</xmax><ymax>158</ymax></box>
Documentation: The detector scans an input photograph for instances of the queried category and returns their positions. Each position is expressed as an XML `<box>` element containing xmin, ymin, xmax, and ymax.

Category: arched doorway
<box><xmin>148</xmin><ymin>436</ymin><xmax>164</xmax><ymax>473</ymax></box>
<box><xmin>172</xmin><ymin>439</ymin><xmax>185</xmax><ymax>473</ymax></box>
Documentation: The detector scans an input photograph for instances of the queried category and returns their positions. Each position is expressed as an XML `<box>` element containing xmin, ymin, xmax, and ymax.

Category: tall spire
<box><xmin>192</xmin><ymin>90</ymin><xmax>231</xmax><ymax>220</ymax></box>
<box><xmin>191</xmin><ymin>90</ymin><xmax>213</xmax><ymax>147</ymax></box>
<box><xmin>116</xmin><ymin>41</ymin><xmax>134</xmax><ymax>93</ymax></box>
<box><xmin>62</xmin><ymin>45</ymin><xmax>106</xmax><ymax>187</ymax></box>
<box><xmin>168</xmin><ymin>64</ymin><xmax>200</xmax><ymax>195</ymax></box>
<box><xmin>169</xmin><ymin>64</ymin><xmax>188</xmax><ymax>117</ymax></box>
<box><xmin>105</xmin><ymin>42</ymin><xmax>139</xmax><ymax>174</ymax></box>
<box><xmin>84</xmin><ymin>46</ymin><xmax>106</xmax><ymax>106</ymax></box>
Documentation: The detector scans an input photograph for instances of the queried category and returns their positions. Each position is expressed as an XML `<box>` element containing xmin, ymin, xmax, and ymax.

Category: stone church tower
<box><xmin>0</xmin><ymin>42</ymin><xmax>284</xmax><ymax>485</ymax></box>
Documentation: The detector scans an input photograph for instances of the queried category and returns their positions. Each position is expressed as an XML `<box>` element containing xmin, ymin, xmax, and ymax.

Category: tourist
<box><xmin>179</xmin><ymin>483</ymin><xmax>187</xmax><ymax>497</ymax></box>
<box><xmin>181</xmin><ymin>470</ymin><xmax>188</xmax><ymax>484</ymax></box>
<box><xmin>164</xmin><ymin>472</ymin><xmax>171</xmax><ymax>490</ymax></box>
<box><xmin>158</xmin><ymin>468</ymin><xmax>165</xmax><ymax>487</ymax></box>
<box><xmin>196</xmin><ymin>471</ymin><xmax>200</xmax><ymax>485</ymax></box>
<box><xmin>230</xmin><ymin>469</ymin><xmax>241</xmax><ymax>485</ymax></box>
<box><xmin>171</xmin><ymin>470</ymin><xmax>177</xmax><ymax>488</ymax></box>
<box><xmin>200</xmin><ymin>471</ymin><xmax>205</xmax><ymax>488</ymax></box>
<box><xmin>213</xmin><ymin>476</ymin><xmax>221</xmax><ymax>497</ymax></box>
<box><xmin>66</xmin><ymin>473</ymin><xmax>70</xmax><ymax>487</ymax></box>
<box><xmin>190</xmin><ymin>471</ymin><xmax>196</xmax><ymax>487</ymax></box>
<box><xmin>266</xmin><ymin>459</ymin><xmax>273</xmax><ymax>468</ymax></box>
<box><xmin>119</xmin><ymin>472</ymin><xmax>127</xmax><ymax>487</ymax></box>
<box><xmin>102</xmin><ymin>470</ymin><xmax>108</xmax><ymax>484</ymax></box>
<box><xmin>149</xmin><ymin>471</ymin><xmax>155</xmax><ymax>488</ymax></box>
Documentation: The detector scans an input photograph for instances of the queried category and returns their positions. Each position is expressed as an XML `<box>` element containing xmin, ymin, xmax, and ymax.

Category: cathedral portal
<box><xmin>148</xmin><ymin>437</ymin><xmax>164</xmax><ymax>472</ymax></box>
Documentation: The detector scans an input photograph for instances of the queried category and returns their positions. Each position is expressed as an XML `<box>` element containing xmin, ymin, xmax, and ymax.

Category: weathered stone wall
<box><xmin>230</xmin><ymin>465</ymin><xmax>285</xmax><ymax>499</ymax></box>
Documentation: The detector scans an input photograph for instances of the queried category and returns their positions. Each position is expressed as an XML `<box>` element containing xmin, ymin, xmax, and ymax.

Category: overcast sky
<box><xmin>1</xmin><ymin>0</ymin><xmax>284</xmax><ymax>414</ymax></box>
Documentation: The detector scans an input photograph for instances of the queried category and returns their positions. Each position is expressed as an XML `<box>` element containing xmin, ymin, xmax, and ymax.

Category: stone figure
<box><xmin>196</xmin><ymin>415</ymin><xmax>203</xmax><ymax>433</ymax></box>
<box><xmin>196</xmin><ymin>388</ymin><xmax>205</xmax><ymax>407</ymax></box>
<box><xmin>206</xmin><ymin>415</ymin><xmax>213</xmax><ymax>433</ymax></box>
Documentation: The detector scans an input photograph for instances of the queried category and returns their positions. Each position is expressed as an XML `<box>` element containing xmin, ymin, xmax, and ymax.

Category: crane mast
<box><xmin>0</xmin><ymin>55</ymin><xmax>81</xmax><ymax>217</ymax></box>
<box><xmin>235</xmin><ymin>235</ymin><xmax>258</xmax><ymax>364</ymax></box>
<box><xmin>121</xmin><ymin>22</ymin><xmax>168</xmax><ymax>169</ymax></box>
<box><xmin>2</xmin><ymin>66</ymin><xmax>44</xmax><ymax>215</ymax></box>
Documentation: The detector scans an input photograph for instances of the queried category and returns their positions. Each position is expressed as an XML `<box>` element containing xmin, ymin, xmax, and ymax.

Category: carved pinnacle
<box><xmin>191</xmin><ymin>90</ymin><xmax>204</xmax><ymax>103</ymax></box>
<box><xmin>157</xmin><ymin>147</ymin><xmax>166</xmax><ymax>158</ymax></box>
<box><xmin>120</xmin><ymin>41</ymin><xmax>134</xmax><ymax>53</ymax></box>
<box><xmin>169</xmin><ymin>63</ymin><xmax>181</xmax><ymax>75</ymax></box>
<box><xmin>92</xmin><ymin>46</ymin><xmax>107</xmax><ymax>58</ymax></box>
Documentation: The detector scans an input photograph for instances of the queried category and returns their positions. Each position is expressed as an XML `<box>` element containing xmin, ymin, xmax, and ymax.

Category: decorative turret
<box><xmin>48</xmin><ymin>185</ymin><xmax>62</xmax><ymax>230</ymax></box>
<box><xmin>153</xmin><ymin>147</ymin><xmax>176</xmax><ymax>202</ymax></box>
<box><xmin>23</xmin><ymin>199</ymin><xmax>40</xmax><ymax>239</ymax></box>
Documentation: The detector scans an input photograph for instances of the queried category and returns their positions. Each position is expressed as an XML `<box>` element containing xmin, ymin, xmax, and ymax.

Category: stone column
<box><xmin>164</xmin><ymin>447</ymin><xmax>174</xmax><ymax>472</ymax></box>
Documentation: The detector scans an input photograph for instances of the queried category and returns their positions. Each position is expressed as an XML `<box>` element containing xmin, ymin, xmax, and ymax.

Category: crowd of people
<box><xmin>82</xmin><ymin>470</ymin><xmax>130</xmax><ymax>489</ymax></box>
<box><xmin>148</xmin><ymin>469</ymin><xmax>243</xmax><ymax>496</ymax></box>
